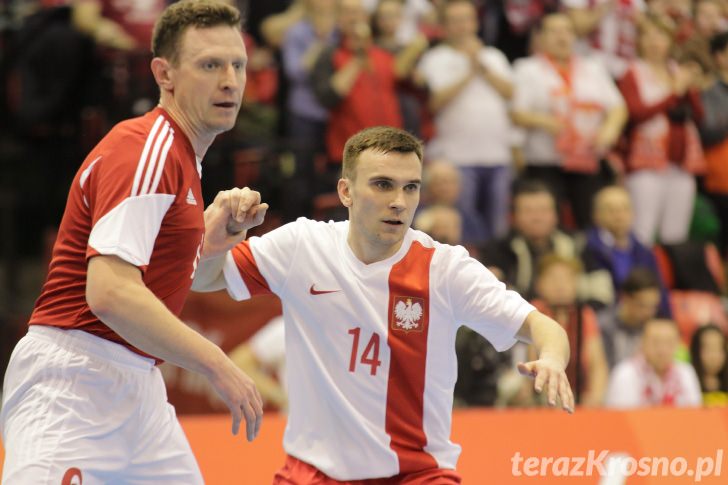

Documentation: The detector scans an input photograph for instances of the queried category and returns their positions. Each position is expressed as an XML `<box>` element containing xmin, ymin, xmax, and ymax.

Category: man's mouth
<box><xmin>383</xmin><ymin>220</ymin><xmax>403</xmax><ymax>226</ymax></box>
<box><xmin>214</xmin><ymin>102</ymin><xmax>237</xmax><ymax>109</ymax></box>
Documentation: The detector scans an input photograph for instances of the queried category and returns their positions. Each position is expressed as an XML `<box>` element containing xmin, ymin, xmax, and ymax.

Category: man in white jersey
<box><xmin>1</xmin><ymin>1</ymin><xmax>267</xmax><ymax>483</ymax></box>
<box><xmin>194</xmin><ymin>126</ymin><xmax>574</xmax><ymax>483</ymax></box>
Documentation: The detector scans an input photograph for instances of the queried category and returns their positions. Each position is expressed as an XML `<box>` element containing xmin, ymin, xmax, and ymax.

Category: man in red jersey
<box><xmin>0</xmin><ymin>1</ymin><xmax>267</xmax><ymax>483</ymax></box>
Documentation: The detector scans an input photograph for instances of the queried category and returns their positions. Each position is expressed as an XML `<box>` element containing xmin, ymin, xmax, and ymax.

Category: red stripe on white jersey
<box><xmin>385</xmin><ymin>241</ymin><xmax>438</xmax><ymax>474</ymax></box>
<box><xmin>232</xmin><ymin>241</ymin><xmax>273</xmax><ymax>296</ymax></box>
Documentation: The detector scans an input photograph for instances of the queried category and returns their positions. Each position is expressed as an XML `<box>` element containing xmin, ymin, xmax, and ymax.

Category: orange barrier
<box><xmin>2</xmin><ymin>407</ymin><xmax>727</xmax><ymax>484</ymax></box>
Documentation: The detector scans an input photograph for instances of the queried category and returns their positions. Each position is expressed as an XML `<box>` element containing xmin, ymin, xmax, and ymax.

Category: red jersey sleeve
<box><xmin>85</xmin><ymin>115</ymin><xmax>182</xmax><ymax>271</ymax></box>
<box><xmin>223</xmin><ymin>241</ymin><xmax>273</xmax><ymax>300</ymax></box>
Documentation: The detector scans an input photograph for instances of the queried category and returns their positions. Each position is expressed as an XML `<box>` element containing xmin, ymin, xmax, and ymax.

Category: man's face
<box><xmin>426</xmin><ymin>164</ymin><xmax>461</xmax><ymax>206</ymax></box>
<box><xmin>696</xmin><ymin>1</ymin><xmax>723</xmax><ymax>37</ymax></box>
<box><xmin>375</xmin><ymin>0</ymin><xmax>404</xmax><ymax>37</ymax></box>
<box><xmin>513</xmin><ymin>192</ymin><xmax>557</xmax><ymax>242</ymax></box>
<box><xmin>540</xmin><ymin>15</ymin><xmax>575</xmax><ymax>60</ymax></box>
<box><xmin>642</xmin><ymin>320</ymin><xmax>679</xmax><ymax>376</ymax></box>
<box><xmin>339</xmin><ymin>0</ymin><xmax>369</xmax><ymax>36</ymax></box>
<box><xmin>594</xmin><ymin>188</ymin><xmax>634</xmax><ymax>239</ymax></box>
<box><xmin>443</xmin><ymin>2</ymin><xmax>478</xmax><ymax>44</ymax></box>
<box><xmin>536</xmin><ymin>263</ymin><xmax>578</xmax><ymax>307</ymax></box>
<box><xmin>339</xmin><ymin>149</ymin><xmax>422</xmax><ymax>259</ymax></box>
<box><xmin>620</xmin><ymin>288</ymin><xmax>661</xmax><ymax>327</ymax></box>
<box><xmin>167</xmin><ymin>25</ymin><xmax>247</xmax><ymax>137</ymax></box>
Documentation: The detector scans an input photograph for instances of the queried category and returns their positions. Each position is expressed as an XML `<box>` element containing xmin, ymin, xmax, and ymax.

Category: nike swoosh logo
<box><xmin>309</xmin><ymin>284</ymin><xmax>340</xmax><ymax>295</ymax></box>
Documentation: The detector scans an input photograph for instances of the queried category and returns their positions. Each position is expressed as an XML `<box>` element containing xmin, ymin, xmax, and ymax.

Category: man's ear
<box><xmin>338</xmin><ymin>178</ymin><xmax>353</xmax><ymax>208</ymax></box>
<box><xmin>151</xmin><ymin>57</ymin><xmax>174</xmax><ymax>92</ymax></box>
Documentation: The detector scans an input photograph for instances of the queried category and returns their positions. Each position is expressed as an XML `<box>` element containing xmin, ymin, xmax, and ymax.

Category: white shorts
<box><xmin>1</xmin><ymin>326</ymin><xmax>203</xmax><ymax>484</ymax></box>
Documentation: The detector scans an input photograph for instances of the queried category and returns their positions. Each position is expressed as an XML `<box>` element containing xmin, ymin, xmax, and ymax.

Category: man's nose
<box><xmin>220</xmin><ymin>64</ymin><xmax>243</xmax><ymax>90</ymax></box>
<box><xmin>389</xmin><ymin>190</ymin><xmax>406</xmax><ymax>210</ymax></box>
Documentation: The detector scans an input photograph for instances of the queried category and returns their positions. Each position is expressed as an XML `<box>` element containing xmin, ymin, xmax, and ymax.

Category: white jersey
<box><xmin>418</xmin><ymin>44</ymin><xmax>514</xmax><ymax>166</ymax></box>
<box><xmin>222</xmin><ymin>218</ymin><xmax>534</xmax><ymax>480</ymax></box>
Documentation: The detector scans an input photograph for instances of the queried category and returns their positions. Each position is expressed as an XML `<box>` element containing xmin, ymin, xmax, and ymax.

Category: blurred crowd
<box><xmin>1</xmin><ymin>0</ymin><xmax>728</xmax><ymax>411</ymax></box>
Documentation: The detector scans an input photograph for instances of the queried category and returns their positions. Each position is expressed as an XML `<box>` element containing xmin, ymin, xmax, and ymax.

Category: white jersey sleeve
<box><xmin>85</xmin><ymin>116</ymin><xmax>181</xmax><ymax>270</ymax></box>
<box><xmin>223</xmin><ymin>219</ymin><xmax>302</xmax><ymax>300</ymax></box>
<box><xmin>440</xmin><ymin>245</ymin><xmax>535</xmax><ymax>351</ymax></box>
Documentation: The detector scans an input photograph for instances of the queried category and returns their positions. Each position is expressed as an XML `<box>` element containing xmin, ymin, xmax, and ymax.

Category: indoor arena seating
<box><xmin>653</xmin><ymin>242</ymin><xmax>728</xmax><ymax>343</ymax></box>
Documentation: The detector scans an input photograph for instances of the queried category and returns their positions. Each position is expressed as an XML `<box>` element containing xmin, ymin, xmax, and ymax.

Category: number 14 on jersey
<box><xmin>348</xmin><ymin>327</ymin><xmax>382</xmax><ymax>376</ymax></box>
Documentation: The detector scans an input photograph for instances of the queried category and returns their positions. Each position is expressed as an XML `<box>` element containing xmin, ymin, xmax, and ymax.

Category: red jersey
<box><xmin>326</xmin><ymin>44</ymin><xmax>403</xmax><ymax>162</ymax></box>
<box><xmin>30</xmin><ymin>108</ymin><xmax>205</xmax><ymax>359</ymax></box>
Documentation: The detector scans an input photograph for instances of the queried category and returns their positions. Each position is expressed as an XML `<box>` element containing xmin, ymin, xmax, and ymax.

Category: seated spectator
<box><xmin>511</xmin><ymin>13</ymin><xmax>627</xmax><ymax>229</ymax></box>
<box><xmin>618</xmin><ymin>16</ymin><xmax>705</xmax><ymax>246</ymax></box>
<box><xmin>481</xmin><ymin>179</ymin><xmax>612</xmax><ymax>306</ymax></box>
<box><xmin>421</xmin><ymin>160</ymin><xmax>461</xmax><ymax>207</ymax></box>
<box><xmin>597</xmin><ymin>268</ymin><xmax>663</xmax><ymax>369</ymax></box>
<box><xmin>531</xmin><ymin>254</ymin><xmax>609</xmax><ymax>407</ymax></box>
<box><xmin>690</xmin><ymin>324</ymin><xmax>728</xmax><ymax>406</ymax></box>
<box><xmin>417</xmin><ymin>0</ymin><xmax>516</xmax><ymax>245</ymax></box>
<box><xmin>413</xmin><ymin>205</ymin><xmax>462</xmax><ymax>246</ymax></box>
<box><xmin>584</xmin><ymin>185</ymin><xmax>671</xmax><ymax>316</ymax></box>
<box><xmin>606</xmin><ymin>318</ymin><xmax>702</xmax><ymax>407</ymax></box>
<box><xmin>698</xmin><ymin>31</ymin><xmax>728</xmax><ymax>256</ymax></box>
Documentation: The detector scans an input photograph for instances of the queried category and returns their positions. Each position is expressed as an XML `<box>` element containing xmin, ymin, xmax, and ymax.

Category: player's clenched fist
<box><xmin>202</xmin><ymin>187</ymin><xmax>269</xmax><ymax>259</ymax></box>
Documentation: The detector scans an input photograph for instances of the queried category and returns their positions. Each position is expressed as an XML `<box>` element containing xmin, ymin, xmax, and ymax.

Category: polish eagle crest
<box><xmin>394</xmin><ymin>298</ymin><xmax>423</xmax><ymax>331</ymax></box>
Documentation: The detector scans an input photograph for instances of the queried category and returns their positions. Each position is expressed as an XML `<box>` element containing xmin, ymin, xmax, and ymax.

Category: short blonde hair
<box><xmin>152</xmin><ymin>0</ymin><xmax>242</xmax><ymax>64</ymax></box>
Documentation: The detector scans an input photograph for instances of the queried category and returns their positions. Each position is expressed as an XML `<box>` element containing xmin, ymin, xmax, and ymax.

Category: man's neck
<box><xmin>158</xmin><ymin>101</ymin><xmax>214</xmax><ymax>159</ymax></box>
<box><xmin>347</xmin><ymin>229</ymin><xmax>404</xmax><ymax>265</ymax></box>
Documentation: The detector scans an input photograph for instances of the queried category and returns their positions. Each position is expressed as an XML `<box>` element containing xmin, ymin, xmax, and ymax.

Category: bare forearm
<box><xmin>301</xmin><ymin>41</ymin><xmax>326</xmax><ymax>72</ymax></box>
<box><xmin>482</xmin><ymin>70</ymin><xmax>513</xmax><ymax>99</ymax></box>
<box><xmin>260</xmin><ymin>2</ymin><xmax>306</xmax><ymax>48</ymax></box>
<box><xmin>511</xmin><ymin>110</ymin><xmax>560</xmax><ymax>131</ymax></box>
<box><xmin>331</xmin><ymin>58</ymin><xmax>364</xmax><ymax>97</ymax></box>
<box><xmin>519</xmin><ymin>311</ymin><xmax>570</xmax><ymax>369</ymax></box>
<box><xmin>394</xmin><ymin>39</ymin><xmax>428</xmax><ymax>79</ymax></box>
<box><xmin>90</xmin><ymin>277</ymin><xmax>226</xmax><ymax>375</ymax></box>
<box><xmin>429</xmin><ymin>73</ymin><xmax>473</xmax><ymax>112</ymax></box>
<box><xmin>596</xmin><ymin>104</ymin><xmax>628</xmax><ymax>148</ymax></box>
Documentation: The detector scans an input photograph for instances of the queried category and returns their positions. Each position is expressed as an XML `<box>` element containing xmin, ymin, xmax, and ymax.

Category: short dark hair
<box><xmin>511</xmin><ymin>178</ymin><xmax>556</xmax><ymax>206</ymax></box>
<box><xmin>152</xmin><ymin>0</ymin><xmax>242</xmax><ymax>64</ymax></box>
<box><xmin>710</xmin><ymin>31</ymin><xmax>728</xmax><ymax>55</ymax></box>
<box><xmin>342</xmin><ymin>126</ymin><xmax>423</xmax><ymax>180</ymax></box>
<box><xmin>620</xmin><ymin>268</ymin><xmax>661</xmax><ymax>295</ymax></box>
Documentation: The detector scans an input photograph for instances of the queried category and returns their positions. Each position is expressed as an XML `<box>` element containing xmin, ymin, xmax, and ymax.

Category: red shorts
<box><xmin>273</xmin><ymin>455</ymin><xmax>462</xmax><ymax>485</ymax></box>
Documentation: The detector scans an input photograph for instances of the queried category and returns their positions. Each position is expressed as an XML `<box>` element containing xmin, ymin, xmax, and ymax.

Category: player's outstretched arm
<box><xmin>192</xmin><ymin>188</ymin><xmax>268</xmax><ymax>292</ymax></box>
<box><xmin>515</xmin><ymin>310</ymin><xmax>575</xmax><ymax>413</ymax></box>
<box><xmin>87</xmin><ymin>255</ymin><xmax>264</xmax><ymax>440</ymax></box>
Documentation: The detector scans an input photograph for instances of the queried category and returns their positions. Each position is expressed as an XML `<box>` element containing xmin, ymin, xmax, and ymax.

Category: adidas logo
<box><xmin>186</xmin><ymin>188</ymin><xmax>197</xmax><ymax>205</ymax></box>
